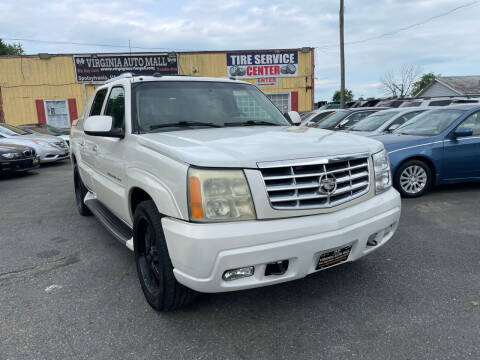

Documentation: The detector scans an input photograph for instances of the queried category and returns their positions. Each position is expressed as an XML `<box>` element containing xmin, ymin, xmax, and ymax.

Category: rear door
<box><xmin>442</xmin><ymin>111</ymin><xmax>480</xmax><ymax>180</ymax></box>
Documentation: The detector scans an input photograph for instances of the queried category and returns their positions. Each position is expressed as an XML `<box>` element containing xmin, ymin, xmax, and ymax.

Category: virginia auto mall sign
<box><xmin>73</xmin><ymin>53</ymin><xmax>178</xmax><ymax>83</ymax></box>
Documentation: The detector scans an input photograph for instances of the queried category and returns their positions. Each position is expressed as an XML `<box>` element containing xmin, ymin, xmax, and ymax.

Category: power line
<box><xmin>0</xmin><ymin>37</ymin><xmax>198</xmax><ymax>52</ymax></box>
<box><xmin>317</xmin><ymin>0</ymin><xmax>480</xmax><ymax>50</ymax></box>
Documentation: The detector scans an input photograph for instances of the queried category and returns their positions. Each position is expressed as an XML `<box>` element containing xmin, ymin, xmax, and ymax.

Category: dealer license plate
<box><xmin>316</xmin><ymin>245</ymin><xmax>352</xmax><ymax>270</ymax></box>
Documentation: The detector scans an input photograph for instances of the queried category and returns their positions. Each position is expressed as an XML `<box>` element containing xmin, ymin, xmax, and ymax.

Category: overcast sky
<box><xmin>1</xmin><ymin>0</ymin><xmax>479</xmax><ymax>101</ymax></box>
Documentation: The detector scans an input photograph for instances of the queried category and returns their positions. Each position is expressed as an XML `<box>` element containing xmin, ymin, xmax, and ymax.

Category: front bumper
<box><xmin>0</xmin><ymin>157</ymin><xmax>40</xmax><ymax>173</ymax></box>
<box><xmin>162</xmin><ymin>187</ymin><xmax>401</xmax><ymax>293</ymax></box>
<box><xmin>39</xmin><ymin>149</ymin><xmax>70</xmax><ymax>163</ymax></box>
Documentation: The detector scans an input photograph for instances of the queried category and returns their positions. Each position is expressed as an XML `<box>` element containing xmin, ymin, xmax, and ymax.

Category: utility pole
<box><xmin>339</xmin><ymin>0</ymin><xmax>345</xmax><ymax>109</ymax></box>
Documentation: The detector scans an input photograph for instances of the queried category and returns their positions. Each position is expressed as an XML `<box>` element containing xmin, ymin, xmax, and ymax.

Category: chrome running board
<box><xmin>84</xmin><ymin>192</ymin><xmax>134</xmax><ymax>251</ymax></box>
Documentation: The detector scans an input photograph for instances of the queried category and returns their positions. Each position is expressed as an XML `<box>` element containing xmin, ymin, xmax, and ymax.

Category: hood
<box><xmin>0</xmin><ymin>143</ymin><xmax>30</xmax><ymax>152</ymax></box>
<box><xmin>371</xmin><ymin>133</ymin><xmax>439</xmax><ymax>153</ymax></box>
<box><xmin>137</xmin><ymin>126</ymin><xmax>384</xmax><ymax>168</ymax></box>
<box><xmin>21</xmin><ymin>134</ymin><xmax>62</xmax><ymax>143</ymax></box>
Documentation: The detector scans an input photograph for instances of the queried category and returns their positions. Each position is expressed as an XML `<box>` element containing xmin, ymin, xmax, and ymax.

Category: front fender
<box><xmin>127</xmin><ymin>167</ymin><xmax>188</xmax><ymax>222</ymax></box>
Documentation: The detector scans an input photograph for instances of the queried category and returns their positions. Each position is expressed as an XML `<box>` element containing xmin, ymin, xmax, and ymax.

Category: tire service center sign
<box><xmin>73</xmin><ymin>53</ymin><xmax>178</xmax><ymax>83</ymax></box>
<box><xmin>227</xmin><ymin>50</ymin><xmax>298</xmax><ymax>86</ymax></box>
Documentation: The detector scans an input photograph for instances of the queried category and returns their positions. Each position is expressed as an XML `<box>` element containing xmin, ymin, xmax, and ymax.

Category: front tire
<box><xmin>394</xmin><ymin>159</ymin><xmax>432</xmax><ymax>198</ymax></box>
<box><xmin>74</xmin><ymin>165</ymin><xmax>92</xmax><ymax>216</ymax></box>
<box><xmin>133</xmin><ymin>200</ymin><xmax>196</xmax><ymax>311</ymax></box>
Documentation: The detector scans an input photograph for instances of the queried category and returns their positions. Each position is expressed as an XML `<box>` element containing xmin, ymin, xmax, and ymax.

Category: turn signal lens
<box><xmin>189</xmin><ymin>176</ymin><xmax>204</xmax><ymax>219</ymax></box>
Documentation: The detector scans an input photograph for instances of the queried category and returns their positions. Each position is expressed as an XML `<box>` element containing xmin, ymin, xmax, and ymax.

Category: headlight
<box><xmin>372</xmin><ymin>149</ymin><xmax>392</xmax><ymax>194</ymax></box>
<box><xmin>33</xmin><ymin>140</ymin><xmax>51</xmax><ymax>147</ymax></box>
<box><xmin>188</xmin><ymin>168</ymin><xmax>256</xmax><ymax>222</ymax></box>
<box><xmin>1</xmin><ymin>152</ymin><xmax>17</xmax><ymax>159</ymax></box>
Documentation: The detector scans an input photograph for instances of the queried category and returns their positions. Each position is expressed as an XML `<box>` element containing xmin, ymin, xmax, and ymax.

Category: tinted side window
<box><xmin>104</xmin><ymin>87</ymin><xmax>125</xmax><ymax>129</ymax></box>
<box><xmin>457</xmin><ymin>112</ymin><xmax>480</xmax><ymax>135</ymax></box>
<box><xmin>90</xmin><ymin>89</ymin><xmax>108</xmax><ymax>116</ymax></box>
<box><xmin>429</xmin><ymin>100</ymin><xmax>452</xmax><ymax>106</ymax></box>
<box><xmin>310</xmin><ymin>111</ymin><xmax>334</xmax><ymax>124</ymax></box>
<box><xmin>339</xmin><ymin>111</ymin><xmax>374</xmax><ymax>128</ymax></box>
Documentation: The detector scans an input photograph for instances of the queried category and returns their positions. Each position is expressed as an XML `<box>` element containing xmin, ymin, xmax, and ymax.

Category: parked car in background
<box><xmin>0</xmin><ymin>143</ymin><xmax>39</xmax><ymax>175</ymax></box>
<box><xmin>375</xmin><ymin>99</ymin><xmax>411</xmax><ymax>108</ymax></box>
<box><xmin>316</xmin><ymin>102</ymin><xmax>341</xmax><ymax>110</ymax></box>
<box><xmin>308</xmin><ymin>107</ymin><xmax>390</xmax><ymax>130</ymax></box>
<box><xmin>301</xmin><ymin>109</ymin><xmax>339</xmax><ymax>126</ymax></box>
<box><xmin>0</xmin><ymin>124</ymin><xmax>69</xmax><ymax>163</ymax></box>
<box><xmin>347</xmin><ymin>108</ymin><xmax>427</xmax><ymax>137</ymax></box>
<box><xmin>399</xmin><ymin>97</ymin><xmax>480</xmax><ymax>108</ymax></box>
<box><xmin>372</xmin><ymin>105</ymin><xmax>480</xmax><ymax>197</ymax></box>
<box><xmin>20</xmin><ymin>123</ymin><xmax>70</xmax><ymax>145</ymax></box>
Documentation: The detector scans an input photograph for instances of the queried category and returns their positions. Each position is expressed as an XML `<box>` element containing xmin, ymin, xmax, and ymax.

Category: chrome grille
<box><xmin>259</xmin><ymin>155</ymin><xmax>371</xmax><ymax>210</ymax></box>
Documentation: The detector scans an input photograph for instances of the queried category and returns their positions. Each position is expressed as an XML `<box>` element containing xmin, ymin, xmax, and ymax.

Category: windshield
<box><xmin>0</xmin><ymin>124</ymin><xmax>29</xmax><ymax>136</ymax></box>
<box><xmin>133</xmin><ymin>81</ymin><xmax>290</xmax><ymax>132</ymax></box>
<box><xmin>303</xmin><ymin>111</ymin><xmax>336</xmax><ymax>125</ymax></box>
<box><xmin>351</xmin><ymin>112</ymin><xmax>399</xmax><ymax>131</ymax></box>
<box><xmin>314</xmin><ymin>111</ymin><xmax>349</xmax><ymax>129</ymax></box>
<box><xmin>27</xmin><ymin>125</ymin><xmax>68</xmax><ymax>136</ymax></box>
<box><xmin>394</xmin><ymin>109</ymin><xmax>465</xmax><ymax>136</ymax></box>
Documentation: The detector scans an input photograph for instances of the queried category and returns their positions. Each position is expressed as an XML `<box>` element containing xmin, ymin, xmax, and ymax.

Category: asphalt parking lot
<box><xmin>0</xmin><ymin>162</ymin><xmax>479</xmax><ymax>360</ymax></box>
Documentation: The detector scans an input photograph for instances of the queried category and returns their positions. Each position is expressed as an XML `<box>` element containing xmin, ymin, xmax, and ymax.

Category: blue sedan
<box><xmin>372</xmin><ymin>105</ymin><xmax>480</xmax><ymax>197</ymax></box>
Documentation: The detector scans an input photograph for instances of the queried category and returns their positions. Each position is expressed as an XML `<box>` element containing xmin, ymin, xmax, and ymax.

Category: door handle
<box><xmin>92</xmin><ymin>145</ymin><xmax>98</xmax><ymax>152</ymax></box>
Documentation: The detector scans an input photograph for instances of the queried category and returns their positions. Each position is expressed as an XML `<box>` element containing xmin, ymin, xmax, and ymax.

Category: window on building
<box><xmin>44</xmin><ymin>100</ymin><xmax>70</xmax><ymax>128</ymax></box>
<box><xmin>233</xmin><ymin>90</ymin><xmax>270</xmax><ymax>120</ymax></box>
<box><xmin>104</xmin><ymin>87</ymin><xmax>125</xmax><ymax>128</ymax></box>
<box><xmin>90</xmin><ymin>88</ymin><xmax>108</xmax><ymax>116</ymax></box>
<box><xmin>266</xmin><ymin>93</ymin><xmax>290</xmax><ymax>113</ymax></box>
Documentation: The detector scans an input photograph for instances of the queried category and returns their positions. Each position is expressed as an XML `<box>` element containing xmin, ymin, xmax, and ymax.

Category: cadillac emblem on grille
<box><xmin>318</xmin><ymin>174</ymin><xmax>337</xmax><ymax>195</ymax></box>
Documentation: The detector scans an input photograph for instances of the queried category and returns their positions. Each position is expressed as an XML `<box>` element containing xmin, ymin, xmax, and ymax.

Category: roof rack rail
<box><xmin>105</xmin><ymin>73</ymin><xmax>134</xmax><ymax>84</ymax></box>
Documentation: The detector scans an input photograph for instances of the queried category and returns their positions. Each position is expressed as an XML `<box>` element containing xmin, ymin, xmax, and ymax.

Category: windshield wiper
<box><xmin>149</xmin><ymin>121</ymin><xmax>222</xmax><ymax>130</ymax></box>
<box><xmin>224</xmin><ymin>120</ymin><xmax>280</xmax><ymax>127</ymax></box>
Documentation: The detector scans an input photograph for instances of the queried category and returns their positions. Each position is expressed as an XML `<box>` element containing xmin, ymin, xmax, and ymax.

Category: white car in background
<box><xmin>300</xmin><ymin>109</ymin><xmax>340</xmax><ymax>126</ymax></box>
<box><xmin>346</xmin><ymin>108</ymin><xmax>427</xmax><ymax>137</ymax></box>
<box><xmin>0</xmin><ymin>123</ymin><xmax>69</xmax><ymax>163</ymax></box>
<box><xmin>19</xmin><ymin>123</ymin><xmax>71</xmax><ymax>146</ymax></box>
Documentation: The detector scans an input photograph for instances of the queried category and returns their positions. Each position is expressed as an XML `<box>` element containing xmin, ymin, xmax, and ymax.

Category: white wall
<box><xmin>420</xmin><ymin>82</ymin><xmax>459</xmax><ymax>97</ymax></box>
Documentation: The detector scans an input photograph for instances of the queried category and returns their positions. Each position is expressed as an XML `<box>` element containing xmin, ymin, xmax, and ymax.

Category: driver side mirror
<box><xmin>284</xmin><ymin>111</ymin><xmax>302</xmax><ymax>125</ymax></box>
<box><xmin>387</xmin><ymin>124</ymin><xmax>400</xmax><ymax>133</ymax></box>
<box><xmin>84</xmin><ymin>115</ymin><xmax>124</xmax><ymax>138</ymax></box>
<box><xmin>454</xmin><ymin>127</ymin><xmax>473</xmax><ymax>138</ymax></box>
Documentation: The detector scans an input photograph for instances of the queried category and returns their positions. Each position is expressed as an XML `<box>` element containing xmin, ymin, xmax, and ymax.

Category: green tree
<box><xmin>411</xmin><ymin>72</ymin><xmax>437</xmax><ymax>96</ymax></box>
<box><xmin>0</xmin><ymin>39</ymin><xmax>24</xmax><ymax>55</ymax></box>
<box><xmin>332</xmin><ymin>89</ymin><xmax>354</xmax><ymax>102</ymax></box>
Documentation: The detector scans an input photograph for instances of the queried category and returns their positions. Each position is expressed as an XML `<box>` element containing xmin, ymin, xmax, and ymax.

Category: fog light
<box><xmin>367</xmin><ymin>233</ymin><xmax>379</xmax><ymax>247</ymax></box>
<box><xmin>383</xmin><ymin>224</ymin><xmax>395</xmax><ymax>237</ymax></box>
<box><xmin>222</xmin><ymin>266</ymin><xmax>255</xmax><ymax>281</ymax></box>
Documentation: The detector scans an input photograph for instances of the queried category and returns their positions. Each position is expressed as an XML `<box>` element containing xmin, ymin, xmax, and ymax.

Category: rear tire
<box><xmin>74</xmin><ymin>165</ymin><xmax>92</xmax><ymax>216</ymax></box>
<box><xmin>394</xmin><ymin>159</ymin><xmax>432</xmax><ymax>198</ymax></box>
<box><xmin>133</xmin><ymin>200</ymin><xmax>196</xmax><ymax>311</ymax></box>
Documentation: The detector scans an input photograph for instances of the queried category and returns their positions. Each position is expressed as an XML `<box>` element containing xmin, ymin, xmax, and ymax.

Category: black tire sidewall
<box><xmin>73</xmin><ymin>165</ymin><xmax>92</xmax><ymax>216</ymax></box>
<box><xmin>133</xmin><ymin>200</ymin><xmax>195</xmax><ymax>311</ymax></box>
<box><xmin>394</xmin><ymin>159</ymin><xmax>432</xmax><ymax>198</ymax></box>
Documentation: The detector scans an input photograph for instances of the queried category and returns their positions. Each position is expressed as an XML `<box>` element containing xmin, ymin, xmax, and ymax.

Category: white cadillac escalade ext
<box><xmin>71</xmin><ymin>73</ymin><xmax>401</xmax><ymax>311</ymax></box>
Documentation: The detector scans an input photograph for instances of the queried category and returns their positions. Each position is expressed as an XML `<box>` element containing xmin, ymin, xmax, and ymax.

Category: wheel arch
<box><xmin>394</xmin><ymin>155</ymin><xmax>437</xmax><ymax>185</ymax></box>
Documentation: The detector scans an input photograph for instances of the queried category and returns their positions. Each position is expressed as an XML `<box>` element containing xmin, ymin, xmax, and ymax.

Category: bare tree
<box><xmin>380</xmin><ymin>64</ymin><xmax>422</xmax><ymax>98</ymax></box>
